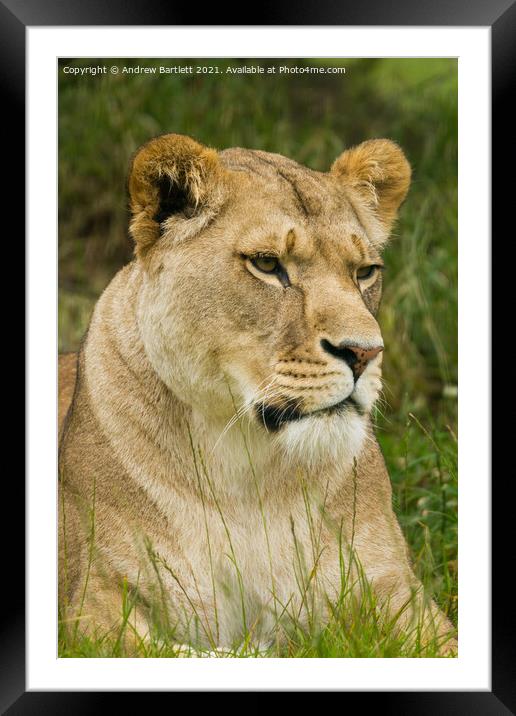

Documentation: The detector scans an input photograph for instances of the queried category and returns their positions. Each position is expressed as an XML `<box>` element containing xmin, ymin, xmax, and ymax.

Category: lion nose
<box><xmin>320</xmin><ymin>340</ymin><xmax>383</xmax><ymax>380</ymax></box>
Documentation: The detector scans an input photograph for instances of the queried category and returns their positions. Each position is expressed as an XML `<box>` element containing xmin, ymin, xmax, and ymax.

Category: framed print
<box><xmin>7</xmin><ymin>0</ymin><xmax>512</xmax><ymax>709</ymax></box>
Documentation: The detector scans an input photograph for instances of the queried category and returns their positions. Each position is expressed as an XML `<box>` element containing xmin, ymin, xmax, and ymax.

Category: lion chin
<box><xmin>254</xmin><ymin>399</ymin><xmax>369</xmax><ymax>470</ymax></box>
<box><xmin>278</xmin><ymin>413</ymin><xmax>368</xmax><ymax>470</ymax></box>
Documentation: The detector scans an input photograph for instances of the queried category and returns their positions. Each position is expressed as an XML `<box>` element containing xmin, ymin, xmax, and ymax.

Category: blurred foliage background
<box><xmin>59</xmin><ymin>58</ymin><xmax>458</xmax><ymax>622</ymax></box>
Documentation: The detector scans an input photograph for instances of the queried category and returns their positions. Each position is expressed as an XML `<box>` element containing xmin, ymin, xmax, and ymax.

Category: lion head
<box><xmin>128</xmin><ymin>133</ymin><xmax>411</xmax><ymax>466</ymax></box>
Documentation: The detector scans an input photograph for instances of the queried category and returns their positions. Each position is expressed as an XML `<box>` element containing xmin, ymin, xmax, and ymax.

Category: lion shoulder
<box><xmin>58</xmin><ymin>352</ymin><xmax>78</xmax><ymax>433</ymax></box>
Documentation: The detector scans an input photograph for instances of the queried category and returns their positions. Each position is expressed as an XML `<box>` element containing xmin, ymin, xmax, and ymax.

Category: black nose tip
<box><xmin>320</xmin><ymin>340</ymin><xmax>383</xmax><ymax>380</ymax></box>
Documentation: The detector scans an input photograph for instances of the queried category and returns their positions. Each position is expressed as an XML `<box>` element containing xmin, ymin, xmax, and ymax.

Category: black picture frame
<box><xmin>8</xmin><ymin>0</ymin><xmax>511</xmax><ymax>710</ymax></box>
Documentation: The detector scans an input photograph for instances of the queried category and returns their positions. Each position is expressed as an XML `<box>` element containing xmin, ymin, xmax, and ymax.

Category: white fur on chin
<box><xmin>273</xmin><ymin>409</ymin><xmax>368</xmax><ymax>471</ymax></box>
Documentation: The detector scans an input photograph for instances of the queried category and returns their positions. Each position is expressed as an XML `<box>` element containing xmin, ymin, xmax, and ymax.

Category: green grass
<box><xmin>58</xmin><ymin>58</ymin><xmax>457</xmax><ymax>657</ymax></box>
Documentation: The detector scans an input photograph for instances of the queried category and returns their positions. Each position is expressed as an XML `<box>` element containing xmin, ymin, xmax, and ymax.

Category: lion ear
<box><xmin>331</xmin><ymin>139</ymin><xmax>411</xmax><ymax>237</ymax></box>
<box><xmin>128</xmin><ymin>133</ymin><xmax>223</xmax><ymax>255</ymax></box>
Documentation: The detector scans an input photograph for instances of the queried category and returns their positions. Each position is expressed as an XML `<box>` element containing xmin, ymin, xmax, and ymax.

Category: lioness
<box><xmin>59</xmin><ymin>133</ymin><xmax>456</xmax><ymax>655</ymax></box>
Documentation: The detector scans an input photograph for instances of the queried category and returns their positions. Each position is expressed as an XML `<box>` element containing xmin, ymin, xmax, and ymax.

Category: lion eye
<box><xmin>245</xmin><ymin>254</ymin><xmax>291</xmax><ymax>288</ymax></box>
<box><xmin>357</xmin><ymin>265</ymin><xmax>378</xmax><ymax>281</ymax></box>
<box><xmin>251</xmin><ymin>256</ymin><xmax>280</xmax><ymax>274</ymax></box>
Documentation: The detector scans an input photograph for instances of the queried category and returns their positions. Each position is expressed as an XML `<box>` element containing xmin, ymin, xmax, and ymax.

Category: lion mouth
<box><xmin>255</xmin><ymin>396</ymin><xmax>363</xmax><ymax>432</ymax></box>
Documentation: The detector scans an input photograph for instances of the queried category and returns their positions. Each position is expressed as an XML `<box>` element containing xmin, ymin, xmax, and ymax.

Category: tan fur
<box><xmin>58</xmin><ymin>352</ymin><xmax>77</xmax><ymax>433</ymax></box>
<box><xmin>331</xmin><ymin>138</ymin><xmax>412</xmax><ymax>237</ymax></box>
<box><xmin>59</xmin><ymin>134</ymin><xmax>455</xmax><ymax>654</ymax></box>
